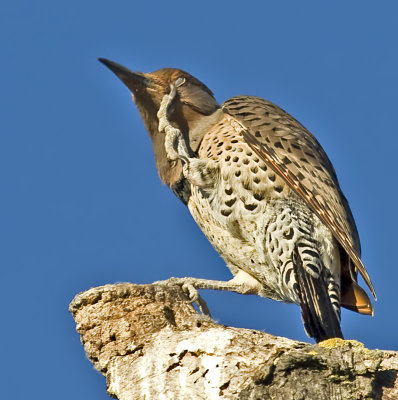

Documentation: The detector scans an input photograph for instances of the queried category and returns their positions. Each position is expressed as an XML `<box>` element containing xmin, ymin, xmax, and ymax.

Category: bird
<box><xmin>98</xmin><ymin>58</ymin><xmax>375</xmax><ymax>342</ymax></box>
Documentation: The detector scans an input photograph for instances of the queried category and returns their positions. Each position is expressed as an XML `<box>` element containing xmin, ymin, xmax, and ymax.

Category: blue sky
<box><xmin>2</xmin><ymin>1</ymin><xmax>397</xmax><ymax>398</ymax></box>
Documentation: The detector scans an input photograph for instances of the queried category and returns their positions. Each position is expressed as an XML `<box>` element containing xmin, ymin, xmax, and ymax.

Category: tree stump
<box><xmin>69</xmin><ymin>283</ymin><xmax>398</xmax><ymax>399</ymax></box>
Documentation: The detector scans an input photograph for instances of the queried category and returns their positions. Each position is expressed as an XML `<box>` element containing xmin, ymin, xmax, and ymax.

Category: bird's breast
<box><xmin>185</xmin><ymin>115</ymin><xmax>301</xmax><ymax>300</ymax></box>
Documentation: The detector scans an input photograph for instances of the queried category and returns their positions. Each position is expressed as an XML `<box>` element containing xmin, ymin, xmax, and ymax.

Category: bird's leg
<box><xmin>153</xmin><ymin>273</ymin><xmax>261</xmax><ymax>316</ymax></box>
<box><xmin>154</xmin><ymin>276</ymin><xmax>260</xmax><ymax>294</ymax></box>
<box><xmin>157</xmin><ymin>84</ymin><xmax>189</xmax><ymax>161</ymax></box>
<box><xmin>157</xmin><ymin>83</ymin><xmax>218</xmax><ymax>188</ymax></box>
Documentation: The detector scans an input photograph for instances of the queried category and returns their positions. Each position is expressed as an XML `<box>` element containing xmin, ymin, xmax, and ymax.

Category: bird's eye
<box><xmin>174</xmin><ymin>77</ymin><xmax>186</xmax><ymax>87</ymax></box>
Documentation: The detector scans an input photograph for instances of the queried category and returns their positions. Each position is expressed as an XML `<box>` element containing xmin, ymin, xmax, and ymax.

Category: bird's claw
<box><xmin>181</xmin><ymin>283</ymin><xmax>211</xmax><ymax>317</ymax></box>
<box><xmin>153</xmin><ymin>277</ymin><xmax>211</xmax><ymax>317</ymax></box>
<box><xmin>182</xmin><ymin>283</ymin><xmax>199</xmax><ymax>303</ymax></box>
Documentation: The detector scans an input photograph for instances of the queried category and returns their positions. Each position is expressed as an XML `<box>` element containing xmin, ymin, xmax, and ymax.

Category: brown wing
<box><xmin>222</xmin><ymin>95</ymin><xmax>376</xmax><ymax>299</ymax></box>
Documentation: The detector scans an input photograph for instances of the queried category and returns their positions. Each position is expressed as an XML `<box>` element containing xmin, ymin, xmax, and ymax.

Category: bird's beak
<box><xmin>98</xmin><ymin>58</ymin><xmax>149</xmax><ymax>92</ymax></box>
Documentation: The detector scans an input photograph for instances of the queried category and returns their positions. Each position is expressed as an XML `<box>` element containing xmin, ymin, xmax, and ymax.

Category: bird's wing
<box><xmin>222</xmin><ymin>95</ymin><xmax>376</xmax><ymax>299</ymax></box>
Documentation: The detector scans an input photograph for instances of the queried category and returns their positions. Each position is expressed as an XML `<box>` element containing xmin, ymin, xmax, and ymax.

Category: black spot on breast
<box><xmin>225</xmin><ymin>198</ymin><xmax>236</xmax><ymax>207</ymax></box>
<box><xmin>225</xmin><ymin>145</ymin><xmax>232</xmax><ymax>150</ymax></box>
<box><xmin>235</xmin><ymin>171</ymin><xmax>241</xmax><ymax>177</ymax></box>
<box><xmin>274</xmin><ymin>185</ymin><xmax>283</xmax><ymax>193</ymax></box>
<box><xmin>253</xmin><ymin>192</ymin><xmax>264</xmax><ymax>201</ymax></box>
<box><xmin>221</xmin><ymin>209</ymin><xmax>232</xmax><ymax>217</ymax></box>
<box><xmin>225</xmin><ymin>187</ymin><xmax>233</xmax><ymax>195</ymax></box>
<box><xmin>225</xmin><ymin>155</ymin><xmax>231</xmax><ymax>162</ymax></box>
<box><xmin>274</xmin><ymin>141</ymin><xmax>283</xmax><ymax>149</ymax></box>
<box><xmin>244</xmin><ymin>203</ymin><xmax>257</xmax><ymax>211</ymax></box>
<box><xmin>246</xmin><ymin>151</ymin><xmax>253</xmax><ymax>156</ymax></box>
<box><xmin>217</xmin><ymin>141</ymin><xmax>224</xmax><ymax>147</ymax></box>
<box><xmin>259</xmin><ymin>164</ymin><xmax>267</xmax><ymax>171</ymax></box>
<box><xmin>243</xmin><ymin>159</ymin><xmax>249</xmax><ymax>165</ymax></box>
<box><xmin>268</xmin><ymin>173</ymin><xmax>276</xmax><ymax>182</ymax></box>
<box><xmin>231</xmin><ymin>139</ymin><xmax>239</xmax><ymax>144</ymax></box>
<box><xmin>233</xmin><ymin>156</ymin><xmax>239</xmax><ymax>162</ymax></box>
<box><xmin>250</xmin><ymin>166</ymin><xmax>258</xmax><ymax>174</ymax></box>
<box><xmin>253</xmin><ymin>177</ymin><xmax>261</xmax><ymax>184</ymax></box>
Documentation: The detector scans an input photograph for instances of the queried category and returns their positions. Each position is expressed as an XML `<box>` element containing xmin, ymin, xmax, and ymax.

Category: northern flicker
<box><xmin>99</xmin><ymin>58</ymin><xmax>376</xmax><ymax>342</ymax></box>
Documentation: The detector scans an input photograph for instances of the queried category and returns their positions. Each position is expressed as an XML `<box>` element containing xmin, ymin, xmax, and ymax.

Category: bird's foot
<box><xmin>153</xmin><ymin>277</ymin><xmax>211</xmax><ymax>317</ymax></box>
<box><xmin>157</xmin><ymin>82</ymin><xmax>219</xmax><ymax>189</ymax></box>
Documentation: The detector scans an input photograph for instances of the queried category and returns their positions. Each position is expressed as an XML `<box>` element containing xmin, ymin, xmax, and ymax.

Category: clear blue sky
<box><xmin>2</xmin><ymin>1</ymin><xmax>397</xmax><ymax>398</ymax></box>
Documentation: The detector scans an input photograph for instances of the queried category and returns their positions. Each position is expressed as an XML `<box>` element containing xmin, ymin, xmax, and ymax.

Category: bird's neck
<box><xmin>186</xmin><ymin>108</ymin><xmax>223</xmax><ymax>153</ymax></box>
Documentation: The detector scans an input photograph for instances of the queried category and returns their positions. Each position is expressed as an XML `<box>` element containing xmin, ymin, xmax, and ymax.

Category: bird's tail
<box><xmin>293</xmin><ymin>245</ymin><xmax>343</xmax><ymax>343</ymax></box>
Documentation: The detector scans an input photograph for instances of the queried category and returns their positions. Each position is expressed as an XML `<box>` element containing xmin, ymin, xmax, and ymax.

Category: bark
<box><xmin>69</xmin><ymin>283</ymin><xmax>398</xmax><ymax>400</ymax></box>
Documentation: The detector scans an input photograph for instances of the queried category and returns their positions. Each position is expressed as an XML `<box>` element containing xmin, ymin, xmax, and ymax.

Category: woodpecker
<box><xmin>99</xmin><ymin>58</ymin><xmax>375</xmax><ymax>342</ymax></box>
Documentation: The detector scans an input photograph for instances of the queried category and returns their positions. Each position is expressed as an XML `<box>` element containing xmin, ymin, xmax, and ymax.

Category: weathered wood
<box><xmin>70</xmin><ymin>283</ymin><xmax>398</xmax><ymax>399</ymax></box>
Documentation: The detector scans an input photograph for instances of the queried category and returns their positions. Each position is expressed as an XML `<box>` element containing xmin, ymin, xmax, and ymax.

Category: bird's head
<box><xmin>99</xmin><ymin>58</ymin><xmax>221</xmax><ymax>185</ymax></box>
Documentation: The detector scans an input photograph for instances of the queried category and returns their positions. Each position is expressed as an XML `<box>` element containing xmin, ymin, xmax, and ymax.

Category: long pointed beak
<box><xmin>98</xmin><ymin>58</ymin><xmax>149</xmax><ymax>92</ymax></box>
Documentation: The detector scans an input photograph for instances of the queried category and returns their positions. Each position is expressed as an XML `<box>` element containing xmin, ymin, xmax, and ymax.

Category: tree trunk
<box><xmin>69</xmin><ymin>283</ymin><xmax>398</xmax><ymax>399</ymax></box>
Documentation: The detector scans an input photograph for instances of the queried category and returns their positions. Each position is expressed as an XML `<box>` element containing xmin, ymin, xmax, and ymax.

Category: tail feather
<box><xmin>293</xmin><ymin>246</ymin><xmax>343</xmax><ymax>342</ymax></box>
<box><xmin>341</xmin><ymin>279</ymin><xmax>373</xmax><ymax>316</ymax></box>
